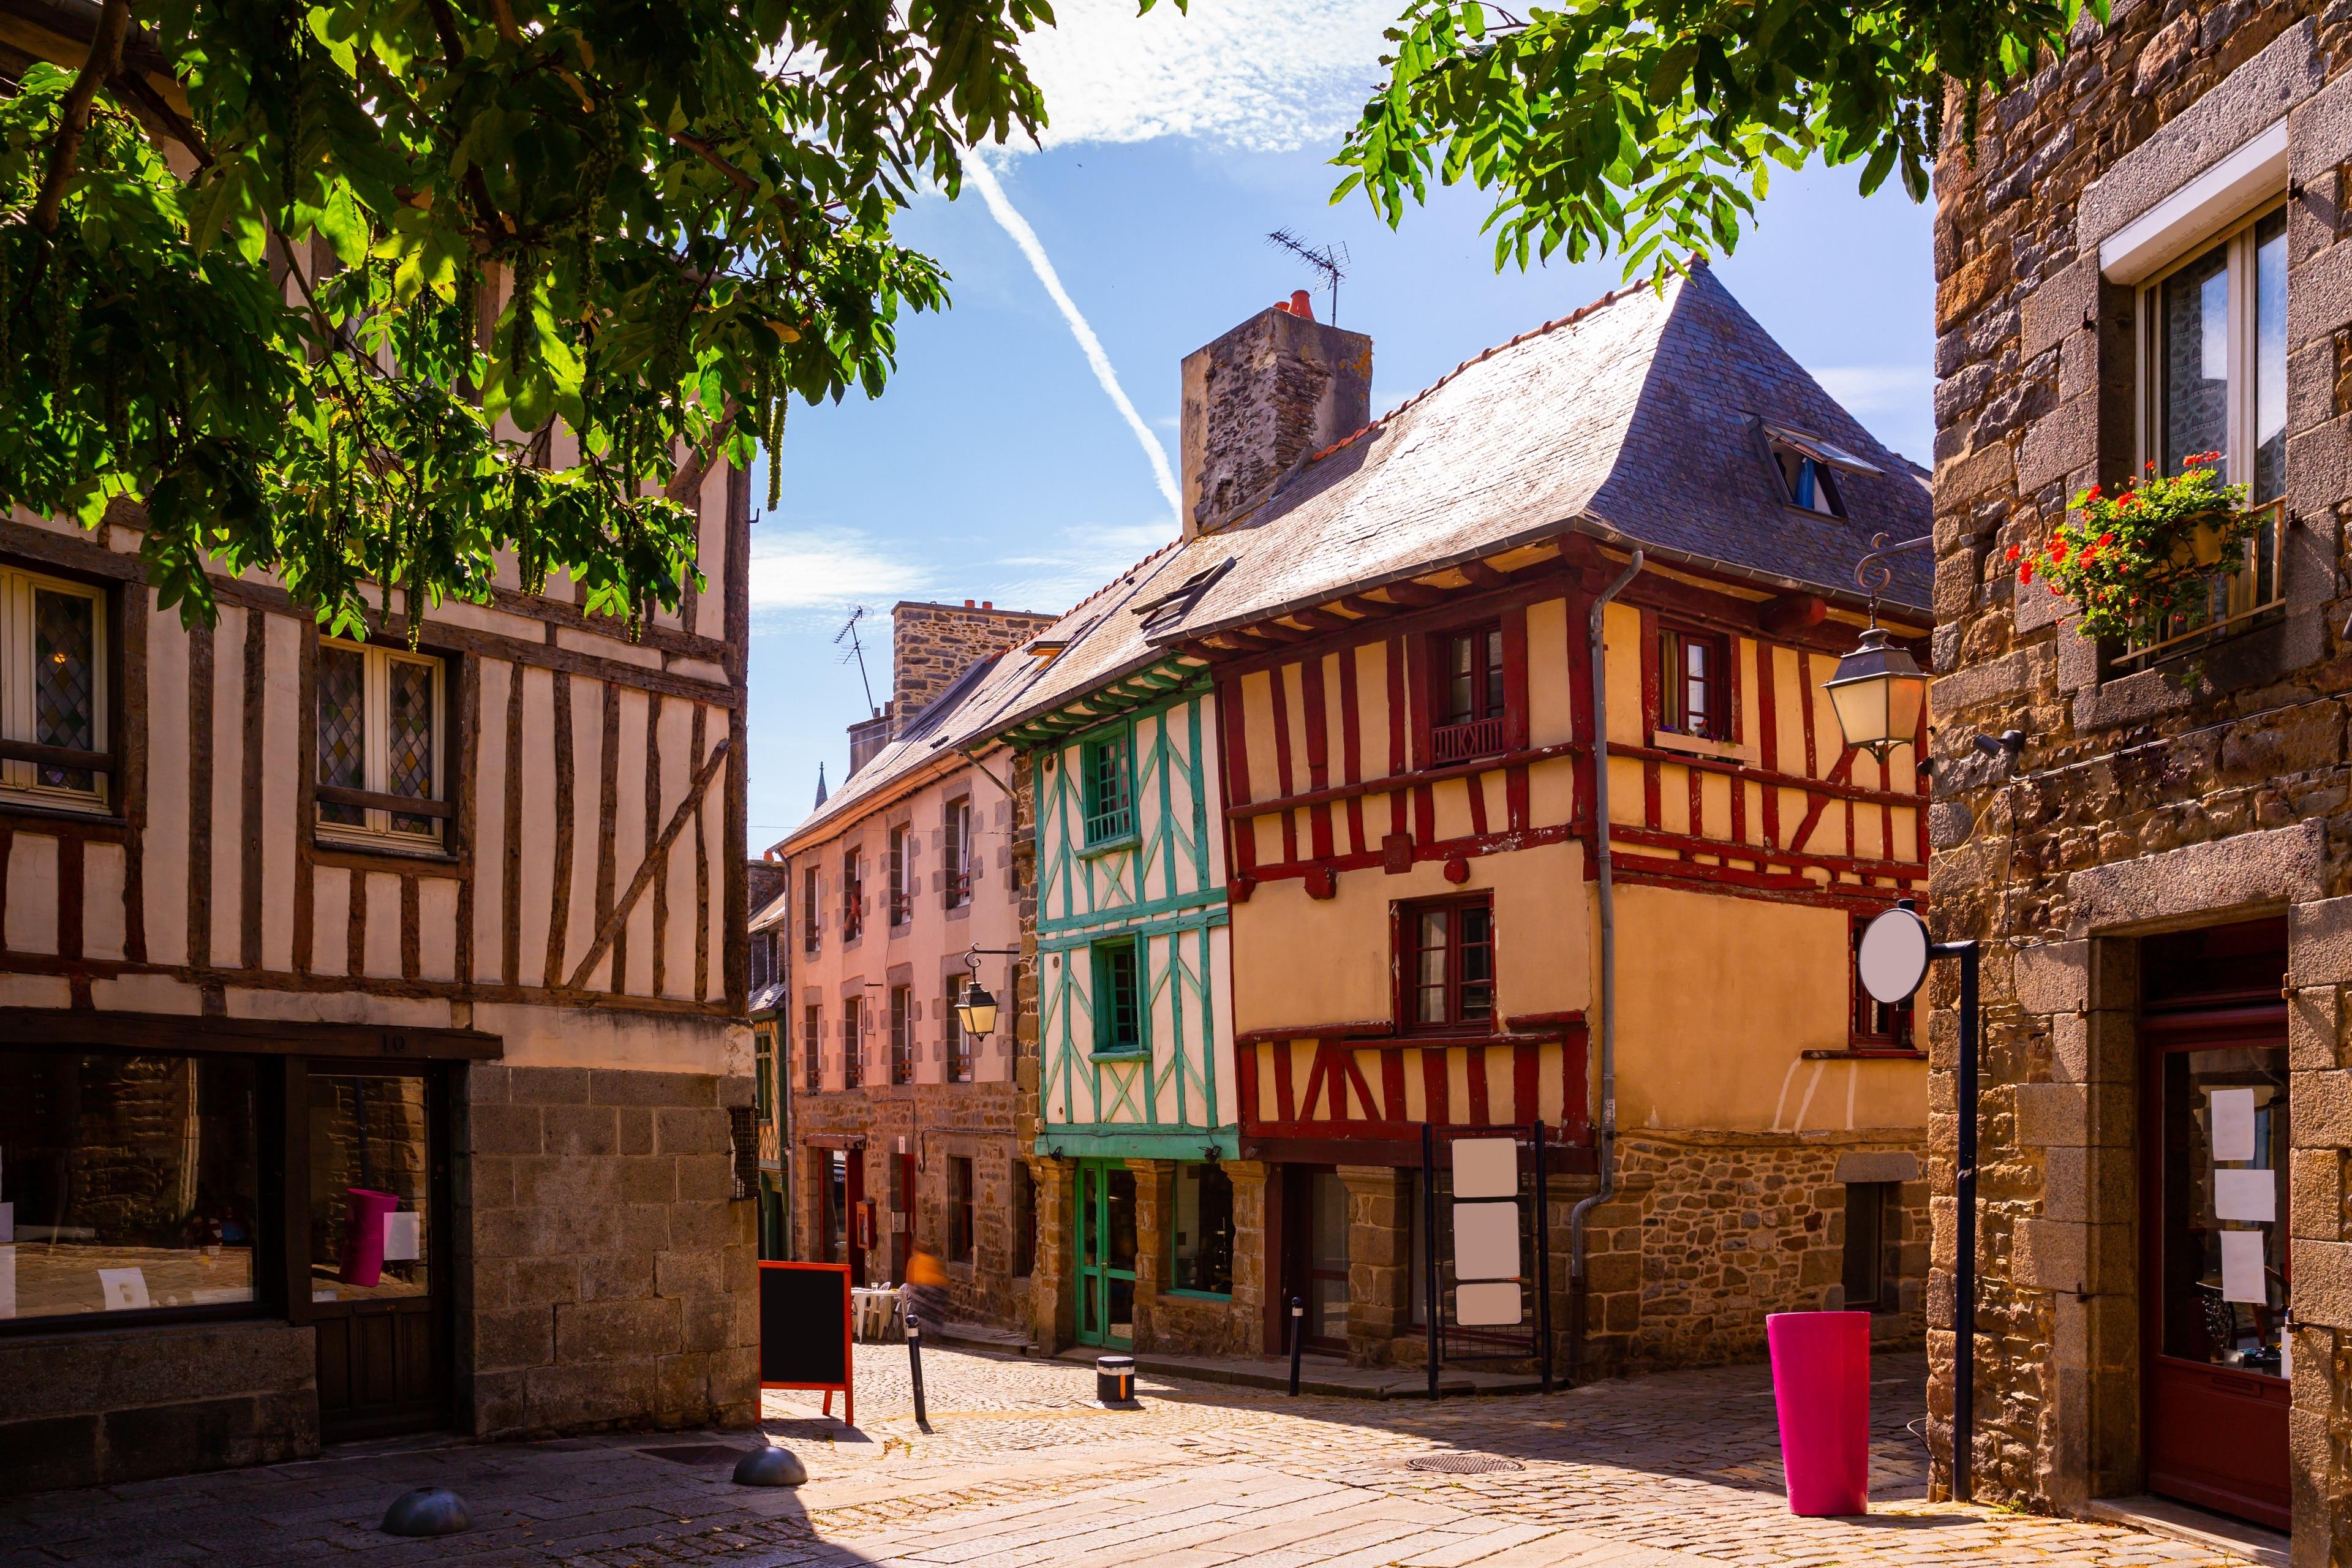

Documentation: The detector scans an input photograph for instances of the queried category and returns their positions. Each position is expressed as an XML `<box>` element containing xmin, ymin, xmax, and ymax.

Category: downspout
<box><xmin>1567</xmin><ymin>549</ymin><xmax>1642</xmax><ymax>1385</ymax></box>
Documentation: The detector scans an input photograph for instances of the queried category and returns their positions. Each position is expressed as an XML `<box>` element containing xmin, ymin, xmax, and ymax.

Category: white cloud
<box><xmin>989</xmin><ymin>519</ymin><xmax>1180</xmax><ymax>614</ymax></box>
<box><xmin>1809</xmin><ymin>365</ymin><xmax>1931</xmax><ymax>417</ymax></box>
<box><xmin>747</xmin><ymin>526</ymin><xmax>933</xmax><ymax>617</ymax></box>
<box><xmin>1019</xmin><ymin>0</ymin><xmax>1396</xmax><ymax>153</ymax></box>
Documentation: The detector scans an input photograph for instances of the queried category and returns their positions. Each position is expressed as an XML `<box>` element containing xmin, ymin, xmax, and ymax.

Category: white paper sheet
<box><xmin>0</xmin><ymin>1246</ymin><xmax>13</xmax><ymax>1320</ymax></box>
<box><xmin>1455</xmin><ymin>1281</ymin><xmax>1522</xmax><ymax>1327</ymax></box>
<box><xmin>382</xmin><ymin>1211</ymin><xmax>421</xmax><ymax>1262</ymax></box>
<box><xmin>1452</xmin><ymin>1137</ymin><xmax>1518</xmax><ymax>1200</ymax></box>
<box><xmin>2214</xmin><ymin>1168</ymin><xmax>2277</xmax><ymax>1223</ymax></box>
<box><xmin>2220</xmin><ymin>1229</ymin><xmax>2268</xmax><ymax>1305</ymax></box>
<box><xmin>98</xmin><ymin>1267</ymin><xmax>151</xmax><ymax>1311</ymax></box>
<box><xmin>1452</xmin><ymin>1201</ymin><xmax>1520</xmax><ymax>1281</ymax></box>
<box><xmin>2211</xmin><ymin>1088</ymin><xmax>2258</xmax><ymax>1163</ymax></box>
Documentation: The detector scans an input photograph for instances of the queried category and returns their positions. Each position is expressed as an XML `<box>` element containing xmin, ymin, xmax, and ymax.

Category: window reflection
<box><xmin>2160</xmin><ymin>1046</ymin><xmax>2289</xmax><ymax>1378</ymax></box>
<box><xmin>0</xmin><ymin>1053</ymin><xmax>260</xmax><ymax>1322</ymax></box>
<box><xmin>307</xmin><ymin>1073</ymin><xmax>431</xmax><ymax>1303</ymax></box>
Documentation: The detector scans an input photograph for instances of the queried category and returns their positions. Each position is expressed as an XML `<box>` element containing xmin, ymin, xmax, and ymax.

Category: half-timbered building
<box><xmin>981</xmin><ymin>556</ymin><xmax>1248</xmax><ymax>1356</ymax></box>
<box><xmin>771</xmin><ymin>601</ymin><xmax>1050</xmax><ymax>1331</ymax></box>
<box><xmin>1122</xmin><ymin>273</ymin><xmax>1937</xmax><ymax>1373</ymax></box>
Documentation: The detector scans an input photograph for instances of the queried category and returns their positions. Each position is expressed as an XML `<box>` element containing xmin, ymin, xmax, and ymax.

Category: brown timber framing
<box><xmin>567</xmin><ymin>734</ymin><xmax>731</xmax><ymax>990</ymax></box>
<box><xmin>0</xmin><ymin>1006</ymin><xmax>501</xmax><ymax>1059</ymax></box>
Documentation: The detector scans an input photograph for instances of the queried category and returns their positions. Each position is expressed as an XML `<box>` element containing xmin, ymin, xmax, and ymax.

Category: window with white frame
<box><xmin>0</xmin><ymin>565</ymin><xmax>108</xmax><ymax>812</ymax></box>
<box><xmin>315</xmin><ymin>638</ymin><xmax>448</xmax><ymax>847</ymax></box>
<box><xmin>2124</xmin><ymin>204</ymin><xmax>2288</xmax><ymax>657</ymax></box>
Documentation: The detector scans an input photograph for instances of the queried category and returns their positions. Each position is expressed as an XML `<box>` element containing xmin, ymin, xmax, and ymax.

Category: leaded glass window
<box><xmin>314</xmin><ymin>638</ymin><xmax>447</xmax><ymax>847</ymax></box>
<box><xmin>1</xmin><ymin>567</ymin><xmax>108</xmax><ymax>810</ymax></box>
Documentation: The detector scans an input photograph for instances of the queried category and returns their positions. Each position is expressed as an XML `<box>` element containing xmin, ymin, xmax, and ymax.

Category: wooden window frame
<box><xmin>1841</xmin><ymin>1180</ymin><xmax>1900</xmax><ymax>1311</ymax></box>
<box><xmin>802</xmin><ymin>867</ymin><xmax>821</xmax><ymax>955</ymax></box>
<box><xmin>1850</xmin><ymin>914</ymin><xmax>1919</xmax><ymax>1055</ymax></box>
<box><xmin>1080</xmin><ymin>728</ymin><xmax>1137</xmax><ymax>848</ymax></box>
<box><xmin>753</xmin><ymin>1027</ymin><xmax>774</xmax><ymax>1117</ymax></box>
<box><xmin>944</xmin><ymin>796</ymin><xmax>973</xmax><ymax>907</ymax></box>
<box><xmin>1090</xmin><ymin>937</ymin><xmax>1144</xmax><ymax>1057</ymax></box>
<box><xmin>1772</xmin><ymin>444</ymin><xmax>1849</xmax><ymax>517</ymax></box>
<box><xmin>803</xmin><ymin>1003</ymin><xmax>822</xmax><ymax>1092</ymax></box>
<box><xmin>944</xmin><ymin>973</ymin><xmax>971</xmax><ymax>1083</ymax></box>
<box><xmin>0</xmin><ymin>558</ymin><xmax>116</xmax><ymax>818</ymax></box>
<box><xmin>888</xmin><ymin>825</ymin><xmax>911</xmax><ymax>928</ymax></box>
<box><xmin>888</xmin><ymin>984</ymin><xmax>913</xmax><ymax>1085</ymax></box>
<box><xmin>1425</xmin><ymin>620</ymin><xmax>1508</xmax><ymax>766</ymax></box>
<box><xmin>841</xmin><ymin>995</ymin><xmax>863</xmax><ymax>1090</ymax></box>
<box><xmin>314</xmin><ymin>635</ymin><xmax>456</xmax><ymax>851</ymax></box>
<box><xmin>1394</xmin><ymin>892</ymin><xmax>1498</xmax><ymax>1036</ymax></box>
<box><xmin>841</xmin><ymin>850</ymin><xmax>863</xmax><ymax>943</ymax></box>
<box><xmin>1654</xmin><ymin>622</ymin><xmax>1731</xmax><ymax>744</ymax></box>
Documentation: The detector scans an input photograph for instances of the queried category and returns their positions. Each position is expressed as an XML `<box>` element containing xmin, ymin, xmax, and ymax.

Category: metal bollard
<box><xmin>1287</xmin><ymin>1295</ymin><xmax>1304</xmax><ymax>1396</ymax></box>
<box><xmin>906</xmin><ymin>1311</ymin><xmax>932</xmax><ymax>1434</ymax></box>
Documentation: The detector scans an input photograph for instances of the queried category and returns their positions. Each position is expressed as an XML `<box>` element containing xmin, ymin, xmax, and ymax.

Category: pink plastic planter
<box><xmin>339</xmin><ymin>1188</ymin><xmax>400</xmax><ymax>1288</ymax></box>
<box><xmin>1766</xmin><ymin>1310</ymin><xmax>1872</xmax><ymax>1516</ymax></box>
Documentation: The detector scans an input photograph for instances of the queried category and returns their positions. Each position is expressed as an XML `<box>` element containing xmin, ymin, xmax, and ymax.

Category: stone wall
<box><xmin>454</xmin><ymin>1064</ymin><xmax>759</xmax><ymax>1438</ymax></box>
<box><xmin>1928</xmin><ymin>2</ymin><xmax>2352</xmax><ymax>1547</ymax></box>
<box><xmin>0</xmin><ymin>1319</ymin><xmax>317</xmax><ymax>1490</ymax></box>
<box><xmin>889</xmin><ymin>602</ymin><xmax>1058</xmax><ymax>720</ymax></box>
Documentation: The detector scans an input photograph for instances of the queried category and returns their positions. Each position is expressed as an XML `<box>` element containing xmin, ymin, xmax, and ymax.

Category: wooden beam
<box><xmin>1378</xmin><ymin>581</ymin><xmax>1448</xmax><ymax>608</ymax></box>
<box><xmin>1457</xmin><ymin>559</ymin><xmax>1512</xmax><ymax>590</ymax></box>
<box><xmin>566</xmin><ymin>737</ymin><xmax>732</xmax><ymax>990</ymax></box>
<box><xmin>1335</xmin><ymin>595</ymin><xmax>1403</xmax><ymax>620</ymax></box>
<box><xmin>1290</xmin><ymin>608</ymin><xmax>1360</xmax><ymax>633</ymax></box>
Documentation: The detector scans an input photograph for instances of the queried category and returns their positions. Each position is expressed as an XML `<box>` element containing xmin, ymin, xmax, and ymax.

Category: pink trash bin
<box><xmin>339</xmin><ymin>1188</ymin><xmax>400</xmax><ymax>1288</ymax></box>
<box><xmin>1766</xmin><ymin>1310</ymin><xmax>1871</xmax><ymax>1516</ymax></box>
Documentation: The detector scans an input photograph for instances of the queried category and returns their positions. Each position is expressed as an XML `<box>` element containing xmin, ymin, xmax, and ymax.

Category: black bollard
<box><xmin>1287</xmin><ymin>1295</ymin><xmax>1304</xmax><ymax>1396</ymax></box>
<box><xmin>906</xmin><ymin>1311</ymin><xmax>932</xmax><ymax>1434</ymax></box>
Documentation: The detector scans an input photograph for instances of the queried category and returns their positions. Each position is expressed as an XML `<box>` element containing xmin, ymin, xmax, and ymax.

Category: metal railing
<box><xmin>2113</xmin><ymin>499</ymin><xmax>2288</xmax><ymax>669</ymax></box>
<box><xmin>1431</xmin><ymin>715</ymin><xmax>1505</xmax><ymax>765</ymax></box>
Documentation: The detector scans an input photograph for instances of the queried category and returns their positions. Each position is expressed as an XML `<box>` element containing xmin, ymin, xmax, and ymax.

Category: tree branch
<box><xmin>28</xmin><ymin>0</ymin><xmax>132</xmax><ymax>234</ymax></box>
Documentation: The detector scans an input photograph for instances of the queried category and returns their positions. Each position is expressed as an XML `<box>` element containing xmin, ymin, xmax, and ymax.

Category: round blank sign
<box><xmin>1857</xmin><ymin>907</ymin><xmax>1931</xmax><ymax>1006</ymax></box>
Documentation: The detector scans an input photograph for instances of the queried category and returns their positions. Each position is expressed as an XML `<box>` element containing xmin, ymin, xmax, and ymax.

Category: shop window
<box><xmin>1430</xmin><ymin>622</ymin><xmax>1506</xmax><ymax>764</ymax></box>
<box><xmin>2118</xmin><ymin>205</ymin><xmax>2290</xmax><ymax>667</ymax></box>
<box><xmin>802</xmin><ymin>867</ymin><xmax>821</xmax><ymax>954</ymax></box>
<box><xmin>944</xmin><ymin>796</ymin><xmax>973</xmax><ymax>907</ymax></box>
<box><xmin>315</xmin><ymin>638</ymin><xmax>448</xmax><ymax>847</ymax></box>
<box><xmin>1082</xmin><ymin>730</ymin><xmax>1134</xmax><ymax>845</ymax></box>
<box><xmin>803</xmin><ymin>1003</ymin><xmax>821</xmax><ymax>1092</ymax></box>
<box><xmin>842</xmin><ymin>996</ymin><xmax>863</xmax><ymax>1090</ymax></box>
<box><xmin>1851</xmin><ymin>916</ymin><xmax>1917</xmax><ymax>1051</ymax></box>
<box><xmin>1400</xmin><ymin>894</ymin><xmax>1496</xmax><ymax>1033</ymax></box>
<box><xmin>889</xmin><ymin>985</ymin><xmax>913</xmax><ymax>1085</ymax></box>
<box><xmin>888</xmin><ymin>826</ymin><xmax>911</xmax><ymax>927</ymax></box>
<box><xmin>1091</xmin><ymin>939</ymin><xmax>1142</xmax><ymax>1055</ymax></box>
<box><xmin>841</xmin><ymin>850</ymin><xmax>863</xmax><ymax>942</ymax></box>
<box><xmin>945</xmin><ymin>976</ymin><xmax>971</xmax><ymax>1083</ymax></box>
<box><xmin>1656</xmin><ymin>626</ymin><xmax>1729</xmax><ymax>742</ymax></box>
<box><xmin>1841</xmin><ymin>1181</ymin><xmax>1901</xmax><ymax>1312</ymax></box>
<box><xmin>0</xmin><ymin>1052</ymin><xmax>261</xmax><ymax>1324</ymax></box>
<box><xmin>1172</xmin><ymin>1162</ymin><xmax>1234</xmax><ymax>1296</ymax></box>
<box><xmin>0</xmin><ymin>564</ymin><xmax>111</xmax><ymax>813</ymax></box>
<box><xmin>1011</xmin><ymin>1162</ymin><xmax>1036</xmax><ymax>1278</ymax></box>
<box><xmin>948</xmin><ymin>1156</ymin><xmax>975</xmax><ymax>1264</ymax></box>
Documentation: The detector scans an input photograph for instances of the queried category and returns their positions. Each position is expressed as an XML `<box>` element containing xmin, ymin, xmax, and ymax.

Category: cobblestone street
<box><xmin>0</xmin><ymin>1346</ymin><xmax>2255</xmax><ymax>1567</ymax></box>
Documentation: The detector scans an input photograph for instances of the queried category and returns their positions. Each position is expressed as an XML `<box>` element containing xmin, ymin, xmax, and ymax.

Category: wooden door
<box><xmin>294</xmin><ymin>1063</ymin><xmax>450</xmax><ymax>1441</ymax></box>
<box><xmin>1074</xmin><ymin>1161</ymin><xmax>1136</xmax><ymax>1349</ymax></box>
<box><xmin>1280</xmin><ymin>1166</ymin><xmax>1348</xmax><ymax>1355</ymax></box>
<box><xmin>2142</xmin><ymin>922</ymin><xmax>2290</xmax><ymax>1531</ymax></box>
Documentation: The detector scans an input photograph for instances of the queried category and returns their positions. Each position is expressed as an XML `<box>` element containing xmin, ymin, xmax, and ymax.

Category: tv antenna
<box><xmin>1266</xmin><ymin>229</ymin><xmax>1350</xmax><ymax>324</ymax></box>
<box><xmin>834</xmin><ymin>606</ymin><xmax>876</xmax><ymax>711</ymax></box>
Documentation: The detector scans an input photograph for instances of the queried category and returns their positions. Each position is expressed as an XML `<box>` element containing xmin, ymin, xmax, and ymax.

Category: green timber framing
<box><xmin>1007</xmin><ymin>658</ymin><xmax>1234</xmax><ymax>1163</ymax></box>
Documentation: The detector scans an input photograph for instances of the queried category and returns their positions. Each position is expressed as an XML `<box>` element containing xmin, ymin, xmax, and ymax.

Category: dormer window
<box><xmin>1762</xmin><ymin>423</ymin><xmax>1879</xmax><ymax>520</ymax></box>
<box><xmin>1777</xmin><ymin>447</ymin><xmax>1845</xmax><ymax>516</ymax></box>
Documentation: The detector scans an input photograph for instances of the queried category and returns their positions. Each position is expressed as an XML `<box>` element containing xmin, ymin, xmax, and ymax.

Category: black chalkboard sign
<box><xmin>758</xmin><ymin>1261</ymin><xmax>853</xmax><ymax>1425</ymax></box>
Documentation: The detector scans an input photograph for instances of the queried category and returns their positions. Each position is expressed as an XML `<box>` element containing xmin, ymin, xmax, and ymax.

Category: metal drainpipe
<box><xmin>1567</xmin><ymin>549</ymin><xmax>1642</xmax><ymax>1385</ymax></box>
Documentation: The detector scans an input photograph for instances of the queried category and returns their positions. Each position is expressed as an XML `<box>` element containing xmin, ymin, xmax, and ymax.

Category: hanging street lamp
<box><xmin>955</xmin><ymin>945</ymin><xmax>1022</xmax><ymax>1042</ymax></box>
<box><xmin>1822</xmin><ymin>533</ymin><xmax>1932</xmax><ymax>765</ymax></box>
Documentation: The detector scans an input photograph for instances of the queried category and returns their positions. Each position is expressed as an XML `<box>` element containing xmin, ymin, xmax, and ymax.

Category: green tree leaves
<box><xmin>1333</xmin><ymin>0</ymin><xmax>2103</xmax><ymax>282</ymax></box>
<box><xmin>2</xmin><ymin>0</ymin><xmax>1090</xmax><ymax>639</ymax></box>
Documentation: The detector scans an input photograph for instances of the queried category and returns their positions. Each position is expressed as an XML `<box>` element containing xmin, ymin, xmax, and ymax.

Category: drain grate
<box><xmin>640</xmin><ymin>1444</ymin><xmax>752</xmax><ymax>1466</ymax></box>
<box><xmin>1406</xmin><ymin>1452</ymin><xmax>1524</xmax><ymax>1474</ymax></box>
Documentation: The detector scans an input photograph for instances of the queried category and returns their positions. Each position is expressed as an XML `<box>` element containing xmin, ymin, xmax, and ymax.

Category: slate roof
<box><xmin>1146</xmin><ymin>263</ymin><xmax>1931</xmax><ymax>641</ymax></box>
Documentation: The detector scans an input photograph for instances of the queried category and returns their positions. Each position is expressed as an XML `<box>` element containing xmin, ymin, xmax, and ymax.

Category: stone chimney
<box><xmin>841</xmin><ymin>599</ymin><xmax>1059</xmax><ymax>779</ymax></box>
<box><xmin>1180</xmin><ymin>292</ymin><xmax>1371</xmax><ymax>538</ymax></box>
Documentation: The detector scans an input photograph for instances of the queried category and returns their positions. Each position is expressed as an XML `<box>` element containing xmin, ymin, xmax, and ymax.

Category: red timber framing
<box><xmin>1200</xmin><ymin>534</ymin><xmax>1928</xmax><ymax>918</ymax></box>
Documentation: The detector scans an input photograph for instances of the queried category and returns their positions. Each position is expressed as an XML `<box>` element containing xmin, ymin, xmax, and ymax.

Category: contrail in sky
<box><xmin>962</xmin><ymin>155</ymin><xmax>1182</xmax><ymax>519</ymax></box>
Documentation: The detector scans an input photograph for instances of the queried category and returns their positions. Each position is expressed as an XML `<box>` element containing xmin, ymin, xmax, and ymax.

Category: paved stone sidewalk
<box><xmin>0</xmin><ymin>1345</ymin><xmax>2255</xmax><ymax>1567</ymax></box>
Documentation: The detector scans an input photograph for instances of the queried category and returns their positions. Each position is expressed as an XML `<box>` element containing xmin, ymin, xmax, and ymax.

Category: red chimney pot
<box><xmin>982</xmin><ymin>601</ymin><xmax>993</xmax><ymax>610</ymax></box>
<box><xmin>1289</xmin><ymin>289</ymin><xmax>1314</xmax><ymax>321</ymax></box>
<box><xmin>963</xmin><ymin>598</ymin><xmax>976</xmax><ymax>608</ymax></box>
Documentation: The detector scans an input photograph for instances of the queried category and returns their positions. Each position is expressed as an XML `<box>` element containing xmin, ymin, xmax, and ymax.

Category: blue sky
<box><xmin>745</xmin><ymin>1</ymin><xmax>1937</xmax><ymax>848</ymax></box>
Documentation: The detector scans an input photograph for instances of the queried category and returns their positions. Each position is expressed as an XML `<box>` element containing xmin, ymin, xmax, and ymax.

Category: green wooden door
<box><xmin>1074</xmin><ymin>1160</ymin><xmax>1137</xmax><ymax>1349</ymax></box>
